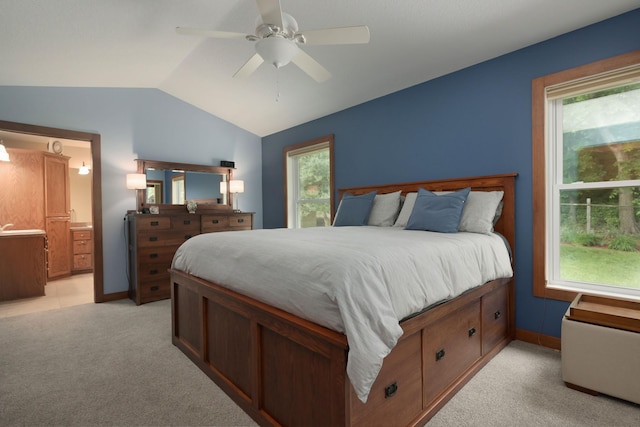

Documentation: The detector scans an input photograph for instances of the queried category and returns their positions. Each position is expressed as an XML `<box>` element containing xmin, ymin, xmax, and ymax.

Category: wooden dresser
<box><xmin>127</xmin><ymin>211</ymin><xmax>253</xmax><ymax>305</ymax></box>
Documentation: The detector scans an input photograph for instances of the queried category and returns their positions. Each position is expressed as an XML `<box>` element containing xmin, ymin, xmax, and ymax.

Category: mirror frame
<box><xmin>136</xmin><ymin>159</ymin><xmax>234</xmax><ymax>213</ymax></box>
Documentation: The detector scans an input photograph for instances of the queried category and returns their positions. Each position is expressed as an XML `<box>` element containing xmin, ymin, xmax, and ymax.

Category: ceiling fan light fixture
<box><xmin>255</xmin><ymin>37</ymin><xmax>297</xmax><ymax>68</ymax></box>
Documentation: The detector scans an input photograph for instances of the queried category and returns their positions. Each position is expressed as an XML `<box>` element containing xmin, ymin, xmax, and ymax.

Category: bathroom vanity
<box><xmin>0</xmin><ymin>230</ymin><xmax>47</xmax><ymax>301</ymax></box>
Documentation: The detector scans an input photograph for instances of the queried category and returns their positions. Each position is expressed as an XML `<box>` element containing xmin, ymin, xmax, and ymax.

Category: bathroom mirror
<box><xmin>136</xmin><ymin>159</ymin><xmax>234</xmax><ymax>212</ymax></box>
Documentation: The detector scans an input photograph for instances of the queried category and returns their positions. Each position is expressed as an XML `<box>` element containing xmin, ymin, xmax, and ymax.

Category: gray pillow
<box><xmin>333</xmin><ymin>191</ymin><xmax>377</xmax><ymax>226</ymax></box>
<box><xmin>405</xmin><ymin>187</ymin><xmax>471</xmax><ymax>233</ymax></box>
<box><xmin>368</xmin><ymin>190</ymin><xmax>402</xmax><ymax>226</ymax></box>
<box><xmin>393</xmin><ymin>192</ymin><xmax>417</xmax><ymax>227</ymax></box>
<box><xmin>459</xmin><ymin>191</ymin><xmax>504</xmax><ymax>234</ymax></box>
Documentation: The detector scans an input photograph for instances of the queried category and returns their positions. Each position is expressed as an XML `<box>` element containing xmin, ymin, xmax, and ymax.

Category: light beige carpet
<box><xmin>0</xmin><ymin>299</ymin><xmax>638</xmax><ymax>426</ymax></box>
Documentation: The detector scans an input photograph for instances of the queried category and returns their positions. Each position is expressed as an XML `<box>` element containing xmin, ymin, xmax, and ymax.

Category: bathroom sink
<box><xmin>0</xmin><ymin>229</ymin><xmax>46</xmax><ymax>236</ymax></box>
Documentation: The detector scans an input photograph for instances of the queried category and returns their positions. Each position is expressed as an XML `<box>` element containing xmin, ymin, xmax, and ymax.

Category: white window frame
<box><xmin>284</xmin><ymin>135</ymin><xmax>334</xmax><ymax>229</ymax></box>
<box><xmin>532</xmin><ymin>51</ymin><xmax>640</xmax><ymax>302</ymax></box>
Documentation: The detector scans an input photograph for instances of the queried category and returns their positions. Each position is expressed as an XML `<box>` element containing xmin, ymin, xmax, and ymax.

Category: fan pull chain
<box><xmin>275</xmin><ymin>68</ymin><xmax>281</xmax><ymax>102</ymax></box>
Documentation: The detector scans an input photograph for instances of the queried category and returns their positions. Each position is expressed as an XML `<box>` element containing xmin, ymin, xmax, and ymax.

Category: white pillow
<box><xmin>368</xmin><ymin>190</ymin><xmax>402</xmax><ymax>226</ymax></box>
<box><xmin>458</xmin><ymin>191</ymin><xmax>504</xmax><ymax>234</ymax></box>
<box><xmin>393</xmin><ymin>192</ymin><xmax>417</xmax><ymax>227</ymax></box>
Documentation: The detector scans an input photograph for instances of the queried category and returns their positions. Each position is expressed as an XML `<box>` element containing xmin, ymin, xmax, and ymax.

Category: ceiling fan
<box><xmin>176</xmin><ymin>0</ymin><xmax>370</xmax><ymax>82</ymax></box>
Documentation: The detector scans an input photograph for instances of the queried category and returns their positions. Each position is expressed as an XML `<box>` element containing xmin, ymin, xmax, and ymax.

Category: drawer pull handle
<box><xmin>150</xmin><ymin>269</ymin><xmax>158</xmax><ymax>275</ymax></box>
<box><xmin>384</xmin><ymin>381</ymin><xmax>398</xmax><ymax>399</ymax></box>
<box><xmin>150</xmin><ymin>286</ymin><xmax>159</xmax><ymax>291</ymax></box>
<box><xmin>435</xmin><ymin>348</ymin><xmax>445</xmax><ymax>361</ymax></box>
<box><xmin>185</xmin><ymin>235</ymin><xmax>193</xmax><ymax>239</ymax></box>
<box><xmin>149</xmin><ymin>236</ymin><xmax>158</xmax><ymax>242</ymax></box>
<box><xmin>150</xmin><ymin>221</ymin><xmax>159</xmax><ymax>226</ymax></box>
<box><xmin>468</xmin><ymin>327</ymin><xmax>477</xmax><ymax>337</ymax></box>
<box><xmin>184</xmin><ymin>220</ymin><xmax>191</xmax><ymax>225</ymax></box>
<box><xmin>237</xmin><ymin>218</ymin><xmax>244</xmax><ymax>223</ymax></box>
<box><xmin>212</xmin><ymin>219</ymin><xmax>219</xmax><ymax>224</ymax></box>
<box><xmin>494</xmin><ymin>311</ymin><xmax>502</xmax><ymax>320</ymax></box>
<box><xmin>150</xmin><ymin>253</ymin><xmax>158</xmax><ymax>259</ymax></box>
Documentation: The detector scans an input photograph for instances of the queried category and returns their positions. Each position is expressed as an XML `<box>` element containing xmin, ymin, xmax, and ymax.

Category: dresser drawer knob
<box><xmin>150</xmin><ymin>269</ymin><xmax>158</xmax><ymax>275</ymax></box>
<box><xmin>150</xmin><ymin>253</ymin><xmax>158</xmax><ymax>258</ymax></box>
<box><xmin>212</xmin><ymin>219</ymin><xmax>219</xmax><ymax>224</ymax></box>
<box><xmin>237</xmin><ymin>218</ymin><xmax>244</xmax><ymax>223</ymax></box>
<box><xmin>384</xmin><ymin>381</ymin><xmax>398</xmax><ymax>399</ymax></box>
<box><xmin>150</xmin><ymin>285</ymin><xmax>159</xmax><ymax>291</ymax></box>
<box><xmin>150</xmin><ymin>221</ymin><xmax>159</xmax><ymax>226</ymax></box>
<box><xmin>185</xmin><ymin>234</ymin><xmax>193</xmax><ymax>239</ymax></box>
<box><xmin>435</xmin><ymin>348</ymin><xmax>446</xmax><ymax>361</ymax></box>
<box><xmin>494</xmin><ymin>311</ymin><xmax>502</xmax><ymax>320</ymax></box>
<box><xmin>184</xmin><ymin>220</ymin><xmax>191</xmax><ymax>225</ymax></box>
<box><xmin>468</xmin><ymin>327</ymin><xmax>477</xmax><ymax>337</ymax></box>
<box><xmin>149</xmin><ymin>236</ymin><xmax>158</xmax><ymax>242</ymax></box>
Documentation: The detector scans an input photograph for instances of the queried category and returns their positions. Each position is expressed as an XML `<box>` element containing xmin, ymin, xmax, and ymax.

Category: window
<box><xmin>533</xmin><ymin>51</ymin><xmax>640</xmax><ymax>301</ymax></box>
<box><xmin>284</xmin><ymin>135</ymin><xmax>334</xmax><ymax>228</ymax></box>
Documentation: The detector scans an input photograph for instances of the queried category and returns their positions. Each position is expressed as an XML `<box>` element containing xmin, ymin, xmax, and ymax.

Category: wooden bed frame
<box><xmin>170</xmin><ymin>173</ymin><xmax>517</xmax><ymax>426</ymax></box>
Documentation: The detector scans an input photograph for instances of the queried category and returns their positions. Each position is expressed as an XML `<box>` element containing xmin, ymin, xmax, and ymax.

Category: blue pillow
<box><xmin>333</xmin><ymin>191</ymin><xmax>377</xmax><ymax>226</ymax></box>
<box><xmin>405</xmin><ymin>187</ymin><xmax>471</xmax><ymax>233</ymax></box>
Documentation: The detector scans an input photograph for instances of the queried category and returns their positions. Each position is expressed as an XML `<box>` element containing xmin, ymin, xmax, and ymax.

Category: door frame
<box><xmin>0</xmin><ymin>120</ymin><xmax>106</xmax><ymax>302</ymax></box>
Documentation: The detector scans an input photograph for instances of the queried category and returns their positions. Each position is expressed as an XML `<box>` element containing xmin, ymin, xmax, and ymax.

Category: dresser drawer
<box><xmin>138</xmin><ymin>245</ymin><xmax>181</xmax><ymax>264</ymax></box>
<box><xmin>171</xmin><ymin>215</ymin><xmax>201</xmax><ymax>230</ymax></box>
<box><xmin>139</xmin><ymin>278</ymin><xmax>171</xmax><ymax>303</ymax></box>
<box><xmin>137</xmin><ymin>263</ymin><xmax>171</xmax><ymax>282</ymax></box>
<box><xmin>136</xmin><ymin>216</ymin><xmax>171</xmax><ymax>230</ymax></box>
<box><xmin>73</xmin><ymin>239</ymin><xmax>92</xmax><ymax>255</ymax></box>
<box><xmin>136</xmin><ymin>230</ymin><xmax>199</xmax><ymax>248</ymax></box>
<box><xmin>201</xmin><ymin>215</ymin><xmax>230</xmax><ymax>232</ymax></box>
<box><xmin>424</xmin><ymin>300</ymin><xmax>481</xmax><ymax>403</ymax></box>
<box><xmin>482</xmin><ymin>282</ymin><xmax>509</xmax><ymax>353</ymax></box>
<box><xmin>229</xmin><ymin>214</ymin><xmax>252</xmax><ymax>229</ymax></box>
<box><xmin>72</xmin><ymin>230</ymin><xmax>92</xmax><ymax>241</ymax></box>
<box><xmin>73</xmin><ymin>253</ymin><xmax>93</xmax><ymax>270</ymax></box>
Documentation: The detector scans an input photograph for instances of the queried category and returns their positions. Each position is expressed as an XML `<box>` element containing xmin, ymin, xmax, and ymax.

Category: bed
<box><xmin>170</xmin><ymin>173</ymin><xmax>516</xmax><ymax>426</ymax></box>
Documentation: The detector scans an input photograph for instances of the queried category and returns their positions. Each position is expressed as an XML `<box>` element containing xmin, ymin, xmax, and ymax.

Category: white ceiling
<box><xmin>1</xmin><ymin>1</ymin><xmax>638</xmax><ymax>137</ymax></box>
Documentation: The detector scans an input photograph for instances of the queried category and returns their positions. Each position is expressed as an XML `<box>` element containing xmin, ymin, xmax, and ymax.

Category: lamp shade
<box><xmin>126</xmin><ymin>173</ymin><xmax>147</xmax><ymax>190</ymax></box>
<box><xmin>0</xmin><ymin>141</ymin><xmax>10</xmax><ymax>162</ymax></box>
<box><xmin>220</xmin><ymin>181</ymin><xmax>227</xmax><ymax>194</ymax></box>
<box><xmin>229</xmin><ymin>179</ymin><xmax>245</xmax><ymax>194</ymax></box>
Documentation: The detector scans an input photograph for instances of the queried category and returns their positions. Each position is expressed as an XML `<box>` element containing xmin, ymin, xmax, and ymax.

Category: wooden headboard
<box><xmin>338</xmin><ymin>173</ymin><xmax>517</xmax><ymax>257</ymax></box>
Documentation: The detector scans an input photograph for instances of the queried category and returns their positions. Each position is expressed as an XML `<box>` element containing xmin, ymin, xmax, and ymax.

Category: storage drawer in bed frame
<box><xmin>171</xmin><ymin>269</ymin><xmax>514</xmax><ymax>426</ymax></box>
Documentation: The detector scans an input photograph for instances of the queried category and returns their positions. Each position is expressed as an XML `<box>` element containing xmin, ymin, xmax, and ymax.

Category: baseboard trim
<box><xmin>99</xmin><ymin>290</ymin><xmax>129</xmax><ymax>303</ymax></box>
<box><xmin>515</xmin><ymin>328</ymin><xmax>561</xmax><ymax>350</ymax></box>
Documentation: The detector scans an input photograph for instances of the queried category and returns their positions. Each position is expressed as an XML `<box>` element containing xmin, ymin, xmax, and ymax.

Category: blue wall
<box><xmin>261</xmin><ymin>9</ymin><xmax>640</xmax><ymax>338</ymax></box>
<box><xmin>0</xmin><ymin>87</ymin><xmax>262</xmax><ymax>295</ymax></box>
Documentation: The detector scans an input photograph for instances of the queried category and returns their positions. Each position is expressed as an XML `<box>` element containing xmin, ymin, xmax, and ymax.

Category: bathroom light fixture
<box><xmin>78</xmin><ymin>162</ymin><xmax>90</xmax><ymax>175</ymax></box>
<box><xmin>229</xmin><ymin>179</ymin><xmax>245</xmax><ymax>212</ymax></box>
<box><xmin>126</xmin><ymin>173</ymin><xmax>147</xmax><ymax>190</ymax></box>
<box><xmin>0</xmin><ymin>140</ymin><xmax>10</xmax><ymax>162</ymax></box>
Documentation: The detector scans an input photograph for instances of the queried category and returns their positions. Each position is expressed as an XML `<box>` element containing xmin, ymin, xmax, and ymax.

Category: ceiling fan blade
<box><xmin>300</xmin><ymin>25</ymin><xmax>369</xmax><ymax>45</ymax></box>
<box><xmin>233</xmin><ymin>53</ymin><xmax>265</xmax><ymax>79</ymax></box>
<box><xmin>176</xmin><ymin>27</ymin><xmax>248</xmax><ymax>40</ymax></box>
<box><xmin>299</xmin><ymin>25</ymin><xmax>370</xmax><ymax>45</ymax></box>
<box><xmin>256</xmin><ymin>0</ymin><xmax>283</xmax><ymax>29</ymax></box>
<box><xmin>291</xmin><ymin>48</ymin><xmax>331</xmax><ymax>83</ymax></box>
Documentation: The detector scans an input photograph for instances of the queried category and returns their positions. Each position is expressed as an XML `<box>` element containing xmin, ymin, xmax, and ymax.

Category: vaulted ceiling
<box><xmin>1</xmin><ymin>1</ymin><xmax>638</xmax><ymax>136</ymax></box>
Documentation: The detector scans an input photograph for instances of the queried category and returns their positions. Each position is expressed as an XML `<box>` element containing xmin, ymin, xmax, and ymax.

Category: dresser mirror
<box><xmin>136</xmin><ymin>159</ymin><xmax>234</xmax><ymax>212</ymax></box>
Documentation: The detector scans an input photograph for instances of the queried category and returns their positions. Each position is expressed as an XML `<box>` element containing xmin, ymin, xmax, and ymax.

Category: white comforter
<box><xmin>171</xmin><ymin>226</ymin><xmax>513</xmax><ymax>402</ymax></box>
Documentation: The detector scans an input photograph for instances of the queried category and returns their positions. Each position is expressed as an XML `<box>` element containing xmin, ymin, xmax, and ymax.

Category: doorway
<box><xmin>0</xmin><ymin>120</ymin><xmax>104</xmax><ymax>303</ymax></box>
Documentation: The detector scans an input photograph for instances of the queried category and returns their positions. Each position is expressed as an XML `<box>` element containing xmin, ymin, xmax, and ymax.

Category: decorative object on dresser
<box><xmin>127</xmin><ymin>211</ymin><xmax>254</xmax><ymax>305</ymax></box>
<box><xmin>170</xmin><ymin>173</ymin><xmax>516</xmax><ymax>426</ymax></box>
